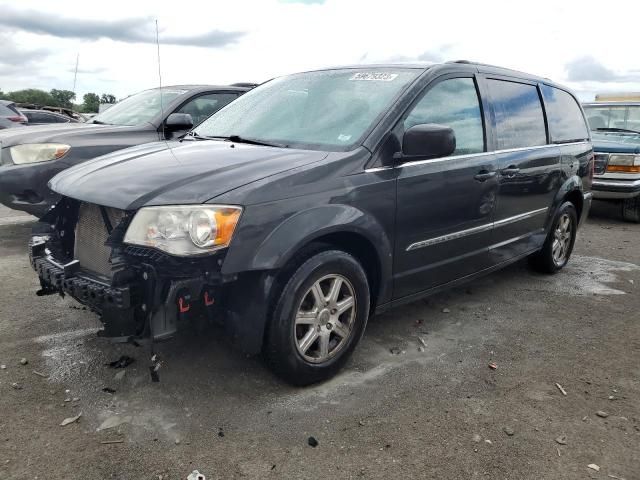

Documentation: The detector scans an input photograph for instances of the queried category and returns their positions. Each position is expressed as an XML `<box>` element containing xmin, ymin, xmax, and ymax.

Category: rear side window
<box><xmin>487</xmin><ymin>79</ymin><xmax>547</xmax><ymax>150</ymax></box>
<box><xmin>541</xmin><ymin>85</ymin><xmax>589</xmax><ymax>143</ymax></box>
<box><xmin>404</xmin><ymin>77</ymin><xmax>485</xmax><ymax>155</ymax></box>
<box><xmin>0</xmin><ymin>104</ymin><xmax>16</xmax><ymax>115</ymax></box>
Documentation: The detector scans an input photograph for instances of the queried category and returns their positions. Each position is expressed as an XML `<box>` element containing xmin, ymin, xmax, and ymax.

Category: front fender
<box><xmin>221</xmin><ymin>203</ymin><xmax>393</xmax><ymax>303</ymax></box>
<box><xmin>255</xmin><ymin>204</ymin><xmax>391</xmax><ymax>270</ymax></box>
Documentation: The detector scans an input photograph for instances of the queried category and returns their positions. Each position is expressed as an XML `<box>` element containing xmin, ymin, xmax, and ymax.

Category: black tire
<box><xmin>529</xmin><ymin>201</ymin><xmax>578</xmax><ymax>274</ymax></box>
<box><xmin>622</xmin><ymin>197</ymin><xmax>640</xmax><ymax>223</ymax></box>
<box><xmin>264</xmin><ymin>249</ymin><xmax>370</xmax><ymax>386</ymax></box>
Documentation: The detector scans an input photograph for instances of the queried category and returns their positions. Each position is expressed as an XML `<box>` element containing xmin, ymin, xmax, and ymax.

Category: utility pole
<box><xmin>72</xmin><ymin>53</ymin><xmax>79</xmax><ymax>98</ymax></box>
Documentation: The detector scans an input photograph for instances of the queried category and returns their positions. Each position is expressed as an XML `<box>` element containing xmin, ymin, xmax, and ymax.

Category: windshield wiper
<box><xmin>208</xmin><ymin>135</ymin><xmax>287</xmax><ymax>148</ymax></box>
<box><xmin>595</xmin><ymin>127</ymin><xmax>640</xmax><ymax>134</ymax></box>
<box><xmin>181</xmin><ymin>131</ymin><xmax>212</xmax><ymax>141</ymax></box>
<box><xmin>91</xmin><ymin>120</ymin><xmax>110</xmax><ymax>125</ymax></box>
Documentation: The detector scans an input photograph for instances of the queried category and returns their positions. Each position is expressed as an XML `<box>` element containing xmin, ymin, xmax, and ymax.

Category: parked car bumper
<box><xmin>0</xmin><ymin>161</ymin><xmax>65</xmax><ymax>217</ymax></box>
<box><xmin>592</xmin><ymin>178</ymin><xmax>640</xmax><ymax>200</ymax></box>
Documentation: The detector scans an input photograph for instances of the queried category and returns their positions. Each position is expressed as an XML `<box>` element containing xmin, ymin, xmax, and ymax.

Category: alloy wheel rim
<box><xmin>294</xmin><ymin>274</ymin><xmax>357</xmax><ymax>364</ymax></box>
<box><xmin>552</xmin><ymin>213</ymin><xmax>572</xmax><ymax>266</ymax></box>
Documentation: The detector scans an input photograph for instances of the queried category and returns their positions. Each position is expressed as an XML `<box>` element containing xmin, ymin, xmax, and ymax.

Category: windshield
<box><xmin>91</xmin><ymin>88</ymin><xmax>186</xmax><ymax>126</ymax></box>
<box><xmin>194</xmin><ymin>68</ymin><xmax>420</xmax><ymax>150</ymax></box>
<box><xmin>584</xmin><ymin>105</ymin><xmax>640</xmax><ymax>133</ymax></box>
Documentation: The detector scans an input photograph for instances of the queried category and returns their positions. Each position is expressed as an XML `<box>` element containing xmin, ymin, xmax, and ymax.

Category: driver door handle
<box><xmin>474</xmin><ymin>170</ymin><xmax>497</xmax><ymax>182</ymax></box>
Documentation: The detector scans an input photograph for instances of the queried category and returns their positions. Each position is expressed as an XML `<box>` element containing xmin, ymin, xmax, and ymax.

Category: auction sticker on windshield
<box><xmin>350</xmin><ymin>72</ymin><xmax>399</xmax><ymax>81</ymax></box>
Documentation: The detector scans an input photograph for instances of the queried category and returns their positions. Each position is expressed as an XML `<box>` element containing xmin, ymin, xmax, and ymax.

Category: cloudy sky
<box><xmin>1</xmin><ymin>0</ymin><xmax>639</xmax><ymax>102</ymax></box>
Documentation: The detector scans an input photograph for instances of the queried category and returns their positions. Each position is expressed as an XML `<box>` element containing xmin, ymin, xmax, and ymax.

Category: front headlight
<box><xmin>10</xmin><ymin>143</ymin><xmax>71</xmax><ymax>165</ymax></box>
<box><xmin>123</xmin><ymin>205</ymin><xmax>242</xmax><ymax>256</ymax></box>
<box><xmin>607</xmin><ymin>154</ymin><xmax>640</xmax><ymax>173</ymax></box>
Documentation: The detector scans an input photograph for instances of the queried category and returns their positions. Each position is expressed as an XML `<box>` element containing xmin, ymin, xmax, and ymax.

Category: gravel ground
<box><xmin>0</xmin><ymin>201</ymin><xmax>638</xmax><ymax>480</ymax></box>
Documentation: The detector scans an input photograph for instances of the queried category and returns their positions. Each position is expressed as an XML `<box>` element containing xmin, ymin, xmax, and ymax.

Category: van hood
<box><xmin>49</xmin><ymin>140</ymin><xmax>328</xmax><ymax>210</ymax></box>
<box><xmin>0</xmin><ymin>122</ymin><xmax>141</xmax><ymax>148</ymax></box>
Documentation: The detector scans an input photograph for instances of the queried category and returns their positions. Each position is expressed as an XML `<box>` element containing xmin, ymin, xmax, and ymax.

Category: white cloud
<box><xmin>0</xmin><ymin>0</ymin><xmax>639</xmax><ymax>103</ymax></box>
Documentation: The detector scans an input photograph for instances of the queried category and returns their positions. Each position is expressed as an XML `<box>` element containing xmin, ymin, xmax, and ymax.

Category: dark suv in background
<box><xmin>583</xmin><ymin>101</ymin><xmax>640</xmax><ymax>222</ymax></box>
<box><xmin>0</xmin><ymin>84</ymin><xmax>251</xmax><ymax>216</ymax></box>
<box><xmin>31</xmin><ymin>62</ymin><xmax>593</xmax><ymax>385</ymax></box>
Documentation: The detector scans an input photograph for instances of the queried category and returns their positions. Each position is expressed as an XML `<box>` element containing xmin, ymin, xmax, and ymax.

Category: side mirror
<box><xmin>399</xmin><ymin>123</ymin><xmax>456</xmax><ymax>161</ymax></box>
<box><xmin>165</xmin><ymin>113</ymin><xmax>194</xmax><ymax>131</ymax></box>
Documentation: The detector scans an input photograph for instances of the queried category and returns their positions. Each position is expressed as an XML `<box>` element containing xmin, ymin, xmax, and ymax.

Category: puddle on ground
<box><xmin>536</xmin><ymin>255</ymin><xmax>639</xmax><ymax>296</ymax></box>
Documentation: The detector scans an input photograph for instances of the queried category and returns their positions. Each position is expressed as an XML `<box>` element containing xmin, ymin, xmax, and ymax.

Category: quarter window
<box><xmin>541</xmin><ymin>85</ymin><xmax>589</xmax><ymax>143</ymax></box>
<box><xmin>404</xmin><ymin>77</ymin><xmax>484</xmax><ymax>155</ymax></box>
<box><xmin>487</xmin><ymin>79</ymin><xmax>547</xmax><ymax>150</ymax></box>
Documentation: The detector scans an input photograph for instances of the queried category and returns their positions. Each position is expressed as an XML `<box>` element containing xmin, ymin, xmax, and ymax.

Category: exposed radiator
<box><xmin>74</xmin><ymin>203</ymin><xmax>125</xmax><ymax>277</ymax></box>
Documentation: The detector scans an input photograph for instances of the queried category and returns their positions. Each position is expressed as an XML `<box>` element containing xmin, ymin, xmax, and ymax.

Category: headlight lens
<box><xmin>123</xmin><ymin>205</ymin><xmax>242</xmax><ymax>256</ymax></box>
<box><xmin>10</xmin><ymin>143</ymin><xmax>70</xmax><ymax>165</ymax></box>
<box><xmin>607</xmin><ymin>154</ymin><xmax>640</xmax><ymax>173</ymax></box>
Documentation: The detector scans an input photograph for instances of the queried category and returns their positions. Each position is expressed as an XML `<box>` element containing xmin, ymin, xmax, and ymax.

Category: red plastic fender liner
<box><xmin>178</xmin><ymin>297</ymin><xmax>191</xmax><ymax>313</ymax></box>
<box><xmin>204</xmin><ymin>291</ymin><xmax>215</xmax><ymax>307</ymax></box>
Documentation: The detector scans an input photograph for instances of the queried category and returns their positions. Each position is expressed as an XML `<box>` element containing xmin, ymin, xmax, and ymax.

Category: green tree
<box><xmin>5</xmin><ymin>89</ymin><xmax>55</xmax><ymax>106</ymax></box>
<box><xmin>50</xmin><ymin>89</ymin><xmax>76</xmax><ymax>108</ymax></box>
<box><xmin>82</xmin><ymin>93</ymin><xmax>100</xmax><ymax>113</ymax></box>
<box><xmin>100</xmin><ymin>93</ymin><xmax>116</xmax><ymax>104</ymax></box>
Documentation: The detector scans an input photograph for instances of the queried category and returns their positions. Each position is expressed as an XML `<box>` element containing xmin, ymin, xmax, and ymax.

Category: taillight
<box><xmin>7</xmin><ymin>115</ymin><xmax>27</xmax><ymax>123</ymax></box>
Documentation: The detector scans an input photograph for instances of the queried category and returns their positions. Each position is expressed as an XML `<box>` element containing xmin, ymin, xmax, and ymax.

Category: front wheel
<box><xmin>529</xmin><ymin>201</ymin><xmax>578</xmax><ymax>274</ymax></box>
<box><xmin>264</xmin><ymin>249</ymin><xmax>370</xmax><ymax>386</ymax></box>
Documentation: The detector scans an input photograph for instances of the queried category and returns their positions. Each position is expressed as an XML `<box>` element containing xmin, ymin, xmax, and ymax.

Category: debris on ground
<box><xmin>19</xmin><ymin>358</ymin><xmax>28</xmax><ymax>365</ymax></box>
<box><xmin>60</xmin><ymin>413</ymin><xmax>82</xmax><ymax>426</ymax></box>
<box><xmin>442</xmin><ymin>308</ymin><xmax>451</xmax><ymax>313</ymax></box>
<box><xmin>418</xmin><ymin>337</ymin><xmax>427</xmax><ymax>348</ymax></box>
<box><xmin>389</xmin><ymin>347</ymin><xmax>404</xmax><ymax>355</ymax></box>
<box><xmin>485</xmin><ymin>439</ymin><xmax>492</xmax><ymax>445</ymax></box>
<box><xmin>488</xmin><ymin>362</ymin><xmax>497</xmax><ymax>370</ymax></box>
<box><xmin>32</xmin><ymin>370</ymin><xmax>48</xmax><ymax>378</ymax></box>
<box><xmin>149</xmin><ymin>354</ymin><xmax>162</xmax><ymax>382</ymax></box>
<box><xmin>218</xmin><ymin>427</ymin><xmax>225</xmax><ymax>438</ymax></box>
<box><xmin>472</xmin><ymin>434</ymin><xmax>481</xmax><ymax>443</ymax></box>
<box><xmin>608</xmin><ymin>395</ymin><xmax>616</xmax><ymax>400</ymax></box>
<box><xmin>97</xmin><ymin>415</ymin><xmax>132</xmax><ymax>431</ymax></box>
<box><xmin>102</xmin><ymin>387</ymin><xmax>116</xmax><ymax>394</ymax></box>
<box><xmin>308</xmin><ymin>436</ymin><xmax>319</xmax><ymax>447</ymax></box>
<box><xmin>596</xmin><ymin>411</ymin><xmax>609</xmax><ymax>418</ymax></box>
<box><xmin>555</xmin><ymin>435</ymin><xmax>568</xmax><ymax>445</ymax></box>
<box><xmin>100</xmin><ymin>439</ymin><xmax>124</xmax><ymax>445</ymax></box>
<box><xmin>607</xmin><ymin>474</ymin><xmax>627</xmax><ymax>480</ymax></box>
<box><xmin>11</xmin><ymin>382</ymin><xmax>21</xmax><ymax>390</ymax></box>
<box><xmin>0</xmin><ymin>364</ymin><xmax>6</xmax><ymax>369</ymax></box>
<box><xmin>503</xmin><ymin>426</ymin><xmax>515</xmax><ymax>436</ymax></box>
<box><xmin>107</xmin><ymin>356</ymin><xmax>135</xmax><ymax>369</ymax></box>
<box><xmin>555</xmin><ymin>383</ymin><xmax>567</xmax><ymax>396</ymax></box>
<box><xmin>557</xmin><ymin>448</ymin><xmax>561</xmax><ymax>457</ymax></box>
<box><xmin>114</xmin><ymin>370</ymin><xmax>126</xmax><ymax>381</ymax></box>
<box><xmin>587</xmin><ymin>464</ymin><xmax>600</xmax><ymax>472</ymax></box>
<box><xmin>186</xmin><ymin>470</ymin><xmax>206</xmax><ymax>480</ymax></box>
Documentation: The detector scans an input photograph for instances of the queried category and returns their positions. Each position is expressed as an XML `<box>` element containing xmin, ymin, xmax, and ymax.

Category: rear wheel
<box><xmin>529</xmin><ymin>201</ymin><xmax>577</xmax><ymax>273</ymax></box>
<box><xmin>622</xmin><ymin>196</ymin><xmax>640</xmax><ymax>223</ymax></box>
<box><xmin>264</xmin><ymin>249</ymin><xmax>370</xmax><ymax>386</ymax></box>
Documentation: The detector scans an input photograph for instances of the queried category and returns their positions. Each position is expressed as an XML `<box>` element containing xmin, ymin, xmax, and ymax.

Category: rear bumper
<box><xmin>592</xmin><ymin>178</ymin><xmax>640</xmax><ymax>199</ymax></box>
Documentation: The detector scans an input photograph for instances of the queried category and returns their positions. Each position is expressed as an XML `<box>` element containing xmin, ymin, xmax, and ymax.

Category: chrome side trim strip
<box><xmin>406</xmin><ymin>223</ymin><xmax>493</xmax><ymax>251</ymax></box>
<box><xmin>406</xmin><ymin>207</ymin><xmax>549</xmax><ymax>252</ymax></box>
<box><xmin>493</xmin><ymin>207</ymin><xmax>548</xmax><ymax>228</ymax></box>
